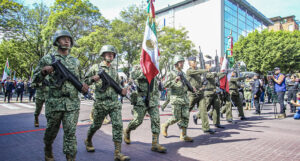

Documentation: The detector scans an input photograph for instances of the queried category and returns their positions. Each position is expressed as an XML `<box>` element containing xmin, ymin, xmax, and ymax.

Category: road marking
<box><xmin>1</xmin><ymin>104</ymin><xmax>21</xmax><ymax>110</ymax></box>
<box><xmin>18</xmin><ymin>103</ymin><xmax>36</xmax><ymax>109</ymax></box>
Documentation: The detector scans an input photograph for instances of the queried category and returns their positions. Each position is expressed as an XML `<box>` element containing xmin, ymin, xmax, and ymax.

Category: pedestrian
<box><xmin>27</xmin><ymin>81</ymin><xmax>36</xmax><ymax>102</ymax></box>
<box><xmin>287</xmin><ymin>74</ymin><xmax>299</xmax><ymax>113</ymax></box>
<box><xmin>271</xmin><ymin>67</ymin><xmax>287</xmax><ymax>118</ymax></box>
<box><xmin>83</xmin><ymin>45</ymin><xmax>130</xmax><ymax>161</ymax></box>
<box><xmin>243</xmin><ymin>75</ymin><xmax>252</xmax><ymax>110</ymax></box>
<box><xmin>252</xmin><ymin>74</ymin><xmax>262</xmax><ymax>114</ymax></box>
<box><xmin>291</xmin><ymin>92</ymin><xmax>300</xmax><ymax>119</ymax></box>
<box><xmin>161</xmin><ymin>55</ymin><xmax>194</xmax><ymax>141</ymax></box>
<box><xmin>32</xmin><ymin>30</ymin><xmax>89</xmax><ymax>161</ymax></box>
<box><xmin>123</xmin><ymin>65</ymin><xmax>167</xmax><ymax>153</ymax></box>
<box><xmin>16</xmin><ymin>79</ymin><xmax>25</xmax><ymax>102</ymax></box>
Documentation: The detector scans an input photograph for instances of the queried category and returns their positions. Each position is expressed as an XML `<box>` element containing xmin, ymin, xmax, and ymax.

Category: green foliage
<box><xmin>158</xmin><ymin>27</ymin><xmax>196</xmax><ymax>77</ymax></box>
<box><xmin>0</xmin><ymin>0</ymin><xmax>23</xmax><ymax>34</ymax></box>
<box><xmin>233</xmin><ymin>30</ymin><xmax>300</xmax><ymax>74</ymax></box>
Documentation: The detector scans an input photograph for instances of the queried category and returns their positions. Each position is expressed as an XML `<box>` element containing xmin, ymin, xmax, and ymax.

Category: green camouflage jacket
<box><xmin>243</xmin><ymin>79</ymin><xmax>252</xmax><ymax>91</ymax></box>
<box><xmin>130</xmin><ymin>67</ymin><xmax>159</xmax><ymax>107</ymax></box>
<box><xmin>32</xmin><ymin>82</ymin><xmax>49</xmax><ymax>100</ymax></box>
<box><xmin>164</xmin><ymin>69</ymin><xmax>189</xmax><ymax>105</ymax></box>
<box><xmin>32</xmin><ymin>52</ymin><xmax>80</xmax><ymax>112</ymax></box>
<box><xmin>204</xmin><ymin>72</ymin><xmax>226</xmax><ymax>96</ymax></box>
<box><xmin>186</xmin><ymin>68</ymin><xmax>207</xmax><ymax>95</ymax></box>
<box><xmin>84</xmin><ymin>62</ymin><xmax>121</xmax><ymax>109</ymax></box>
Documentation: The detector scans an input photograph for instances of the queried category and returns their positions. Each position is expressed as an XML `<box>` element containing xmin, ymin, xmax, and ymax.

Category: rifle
<box><xmin>51</xmin><ymin>55</ymin><xmax>94</xmax><ymax>101</ymax></box>
<box><xmin>199</xmin><ymin>46</ymin><xmax>207</xmax><ymax>85</ymax></box>
<box><xmin>97</xmin><ymin>68</ymin><xmax>126</xmax><ymax>97</ymax></box>
<box><xmin>178</xmin><ymin>71</ymin><xmax>194</xmax><ymax>93</ymax></box>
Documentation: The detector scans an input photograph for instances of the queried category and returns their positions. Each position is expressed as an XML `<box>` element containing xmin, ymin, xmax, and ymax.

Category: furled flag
<box><xmin>219</xmin><ymin>56</ymin><xmax>232</xmax><ymax>93</ymax></box>
<box><xmin>2</xmin><ymin>58</ymin><xmax>10</xmax><ymax>81</ymax></box>
<box><xmin>140</xmin><ymin>0</ymin><xmax>160</xmax><ymax>83</ymax></box>
<box><xmin>226</xmin><ymin>30</ymin><xmax>235</xmax><ymax>68</ymax></box>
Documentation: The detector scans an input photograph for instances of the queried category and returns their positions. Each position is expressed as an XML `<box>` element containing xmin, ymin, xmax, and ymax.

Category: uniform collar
<box><xmin>100</xmin><ymin>61</ymin><xmax>114</xmax><ymax>69</ymax></box>
<box><xmin>54</xmin><ymin>52</ymin><xmax>71</xmax><ymax>59</ymax></box>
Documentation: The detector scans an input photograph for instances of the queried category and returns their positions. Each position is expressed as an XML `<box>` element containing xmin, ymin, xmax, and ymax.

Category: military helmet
<box><xmin>100</xmin><ymin>45</ymin><xmax>117</xmax><ymax>57</ymax></box>
<box><xmin>173</xmin><ymin>55</ymin><xmax>185</xmax><ymax>65</ymax></box>
<box><xmin>53</xmin><ymin>30</ymin><xmax>74</xmax><ymax>47</ymax></box>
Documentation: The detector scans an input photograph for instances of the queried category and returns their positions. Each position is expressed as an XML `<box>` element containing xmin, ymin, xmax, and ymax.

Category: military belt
<box><xmin>229</xmin><ymin>88</ymin><xmax>238</xmax><ymax>90</ymax></box>
<box><xmin>204</xmin><ymin>88</ymin><xmax>215</xmax><ymax>91</ymax></box>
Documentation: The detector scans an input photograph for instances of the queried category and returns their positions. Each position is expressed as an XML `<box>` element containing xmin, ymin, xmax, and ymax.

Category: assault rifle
<box><xmin>178</xmin><ymin>71</ymin><xmax>194</xmax><ymax>93</ymax></box>
<box><xmin>51</xmin><ymin>56</ymin><xmax>94</xmax><ymax>101</ymax></box>
<box><xmin>199</xmin><ymin>46</ymin><xmax>208</xmax><ymax>85</ymax></box>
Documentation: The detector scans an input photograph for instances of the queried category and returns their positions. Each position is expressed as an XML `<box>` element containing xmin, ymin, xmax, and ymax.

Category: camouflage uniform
<box><xmin>85</xmin><ymin>62</ymin><xmax>123</xmax><ymax>142</ymax></box>
<box><xmin>161</xmin><ymin>92</ymin><xmax>170</xmax><ymax>111</ymax></box>
<box><xmin>243</xmin><ymin>78</ymin><xmax>252</xmax><ymax>110</ymax></box>
<box><xmin>33</xmin><ymin>52</ymin><xmax>81</xmax><ymax>158</ymax></box>
<box><xmin>123</xmin><ymin>66</ymin><xmax>166</xmax><ymax>153</ymax></box>
<box><xmin>201</xmin><ymin>72</ymin><xmax>225</xmax><ymax>126</ymax></box>
<box><xmin>161</xmin><ymin>65</ymin><xmax>193</xmax><ymax>142</ymax></box>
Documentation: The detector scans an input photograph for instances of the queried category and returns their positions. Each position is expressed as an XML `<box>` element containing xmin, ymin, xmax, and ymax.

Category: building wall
<box><xmin>268</xmin><ymin>16</ymin><xmax>299</xmax><ymax>31</ymax></box>
<box><xmin>156</xmin><ymin>0</ymin><xmax>223</xmax><ymax>59</ymax></box>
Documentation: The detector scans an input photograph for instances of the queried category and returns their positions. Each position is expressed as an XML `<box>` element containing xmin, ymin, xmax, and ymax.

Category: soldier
<box><xmin>32</xmin><ymin>80</ymin><xmax>48</xmax><ymax>127</ymax></box>
<box><xmin>200</xmin><ymin>68</ymin><xmax>226</xmax><ymax>132</ymax></box>
<box><xmin>252</xmin><ymin>74</ymin><xmax>262</xmax><ymax>114</ymax></box>
<box><xmin>227</xmin><ymin>71</ymin><xmax>247</xmax><ymax>120</ymax></box>
<box><xmin>4</xmin><ymin>77</ymin><xmax>14</xmax><ymax>103</ymax></box>
<box><xmin>123</xmin><ymin>65</ymin><xmax>167</xmax><ymax>153</ymax></box>
<box><xmin>84</xmin><ymin>45</ymin><xmax>130</xmax><ymax>161</ymax></box>
<box><xmin>185</xmin><ymin>57</ymin><xmax>213</xmax><ymax>132</ymax></box>
<box><xmin>161</xmin><ymin>55</ymin><xmax>194</xmax><ymax>142</ymax></box>
<box><xmin>32</xmin><ymin>30</ymin><xmax>89</xmax><ymax>161</ymax></box>
<box><xmin>16</xmin><ymin>79</ymin><xmax>25</xmax><ymax>102</ymax></box>
<box><xmin>243</xmin><ymin>75</ymin><xmax>252</xmax><ymax>110</ymax></box>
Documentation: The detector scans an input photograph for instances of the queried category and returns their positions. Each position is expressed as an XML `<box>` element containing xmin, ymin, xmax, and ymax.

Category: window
<box><xmin>289</xmin><ymin>24</ymin><xmax>294</xmax><ymax>31</ymax></box>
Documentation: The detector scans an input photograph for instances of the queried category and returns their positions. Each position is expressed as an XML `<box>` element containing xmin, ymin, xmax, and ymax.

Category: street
<box><xmin>0</xmin><ymin>98</ymin><xmax>299</xmax><ymax>161</ymax></box>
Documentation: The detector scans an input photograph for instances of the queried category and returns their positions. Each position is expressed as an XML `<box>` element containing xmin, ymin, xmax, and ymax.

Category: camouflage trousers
<box><xmin>44</xmin><ymin>110</ymin><xmax>79</xmax><ymax>156</ymax></box>
<box><xmin>87</xmin><ymin>105</ymin><xmax>123</xmax><ymax>142</ymax></box>
<box><xmin>190</xmin><ymin>94</ymin><xmax>210</xmax><ymax>131</ymax></box>
<box><xmin>127</xmin><ymin>105</ymin><xmax>160</xmax><ymax>134</ymax></box>
<box><xmin>34</xmin><ymin>98</ymin><xmax>45</xmax><ymax>116</ymax></box>
<box><xmin>202</xmin><ymin>94</ymin><xmax>221</xmax><ymax>125</ymax></box>
<box><xmin>164</xmin><ymin>103</ymin><xmax>189</xmax><ymax>128</ymax></box>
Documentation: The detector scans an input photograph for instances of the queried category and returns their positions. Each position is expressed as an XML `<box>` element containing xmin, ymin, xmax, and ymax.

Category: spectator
<box><xmin>252</xmin><ymin>74</ymin><xmax>261</xmax><ymax>114</ymax></box>
<box><xmin>16</xmin><ymin>79</ymin><xmax>25</xmax><ymax>102</ymax></box>
<box><xmin>291</xmin><ymin>92</ymin><xmax>300</xmax><ymax>119</ymax></box>
<box><xmin>27</xmin><ymin>81</ymin><xmax>36</xmax><ymax>102</ymax></box>
<box><xmin>287</xmin><ymin>75</ymin><xmax>299</xmax><ymax>113</ymax></box>
<box><xmin>266</xmin><ymin>82</ymin><xmax>273</xmax><ymax>103</ymax></box>
<box><xmin>272</xmin><ymin>67</ymin><xmax>287</xmax><ymax>118</ymax></box>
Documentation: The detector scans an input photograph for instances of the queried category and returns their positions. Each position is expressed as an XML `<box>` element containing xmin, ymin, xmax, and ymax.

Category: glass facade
<box><xmin>224</xmin><ymin>0</ymin><xmax>267</xmax><ymax>52</ymax></box>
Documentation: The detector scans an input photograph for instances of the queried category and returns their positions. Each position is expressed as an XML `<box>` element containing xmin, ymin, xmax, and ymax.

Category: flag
<box><xmin>13</xmin><ymin>71</ymin><xmax>16</xmax><ymax>81</ymax></box>
<box><xmin>140</xmin><ymin>0</ymin><xmax>160</xmax><ymax>83</ymax></box>
<box><xmin>219</xmin><ymin>57</ymin><xmax>232</xmax><ymax>93</ymax></box>
<box><xmin>2</xmin><ymin>58</ymin><xmax>10</xmax><ymax>81</ymax></box>
<box><xmin>226</xmin><ymin>30</ymin><xmax>235</xmax><ymax>68</ymax></box>
<box><xmin>30</xmin><ymin>66</ymin><xmax>34</xmax><ymax>82</ymax></box>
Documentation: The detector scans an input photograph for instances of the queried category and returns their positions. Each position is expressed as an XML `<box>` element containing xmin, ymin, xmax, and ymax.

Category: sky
<box><xmin>22</xmin><ymin>0</ymin><xmax>300</xmax><ymax>21</ymax></box>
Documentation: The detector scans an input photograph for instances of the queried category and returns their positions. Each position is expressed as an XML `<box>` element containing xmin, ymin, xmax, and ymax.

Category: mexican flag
<box><xmin>2</xmin><ymin>58</ymin><xmax>10</xmax><ymax>81</ymax></box>
<box><xmin>226</xmin><ymin>33</ymin><xmax>235</xmax><ymax>68</ymax></box>
<box><xmin>140</xmin><ymin>0</ymin><xmax>160</xmax><ymax>83</ymax></box>
<box><xmin>219</xmin><ymin>57</ymin><xmax>232</xmax><ymax>93</ymax></box>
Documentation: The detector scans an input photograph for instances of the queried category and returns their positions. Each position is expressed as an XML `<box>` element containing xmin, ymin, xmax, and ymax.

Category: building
<box><xmin>156</xmin><ymin>0</ymin><xmax>272</xmax><ymax>58</ymax></box>
<box><xmin>269</xmin><ymin>15</ymin><xmax>299</xmax><ymax>31</ymax></box>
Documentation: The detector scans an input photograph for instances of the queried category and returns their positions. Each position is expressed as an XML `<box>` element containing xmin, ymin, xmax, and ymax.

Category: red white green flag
<box><xmin>2</xmin><ymin>58</ymin><xmax>10</xmax><ymax>81</ymax></box>
<box><xmin>226</xmin><ymin>30</ymin><xmax>235</xmax><ymax>68</ymax></box>
<box><xmin>140</xmin><ymin>0</ymin><xmax>160</xmax><ymax>83</ymax></box>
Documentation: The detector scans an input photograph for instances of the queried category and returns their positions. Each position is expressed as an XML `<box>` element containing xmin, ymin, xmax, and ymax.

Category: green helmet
<box><xmin>53</xmin><ymin>30</ymin><xmax>74</xmax><ymax>47</ymax></box>
<box><xmin>173</xmin><ymin>55</ymin><xmax>185</xmax><ymax>65</ymax></box>
<box><xmin>100</xmin><ymin>45</ymin><xmax>117</xmax><ymax>57</ymax></box>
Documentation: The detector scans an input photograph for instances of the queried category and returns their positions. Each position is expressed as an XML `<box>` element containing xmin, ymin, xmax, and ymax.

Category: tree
<box><xmin>0</xmin><ymin>0</ymin><xmax>22</xmax><ymax>35</ymax></box>
<box><xmin>233</xmin><ymin>30</ymin><xmax>300</xmax><ymax>74</ymax></box>
<box><xmin>158</xmin><ymin>26</ymin><xmax>197</xmax><ymax>78</ymax></box>
<box><xmin>110</xmin><ymin>4</ymin><xmax>147</xmax><ymax>77</ymax></box>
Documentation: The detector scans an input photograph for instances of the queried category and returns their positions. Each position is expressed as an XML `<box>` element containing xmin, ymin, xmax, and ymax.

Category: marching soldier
<box><xmin>228</xmin><ymin>71</ymin><xmax>247</xmax><ymax>120</ymax></box>
<box><xmin>32</xmin><ymin>30</ymin><xmax>89</xmax><ymax>161</ymax></box>
<box><xmin>201</xmin><ymin>69</ymin><xmax>226</xmax><ymax>133</ymax></box>
<box><xmin>84</xmin><ymin>45</ymin><xmax>130</xmax><ymax>161</ymax></box>
<box><xmin>161</xmin><ymin>55</ymin><xmax>194</xmax><ymax>142</ymax></box>
<box><xmin>185</xmin><ymin>57</ymin><xmax>213</xmax><ymax>133</ymax></box>
<box><xmin>161</xmin><ymin>92</ymin><xmax>170</xmax><ymax>111</ymax></box>
<box><xmin>123</xmin><ymin>65</ymin><xmax>167</xmax><ymax>153</ymax></box>
<box><xmin>33</xmin><ymin>80</ymin><xmax>48</xmax><ymax>127</ymax></box>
